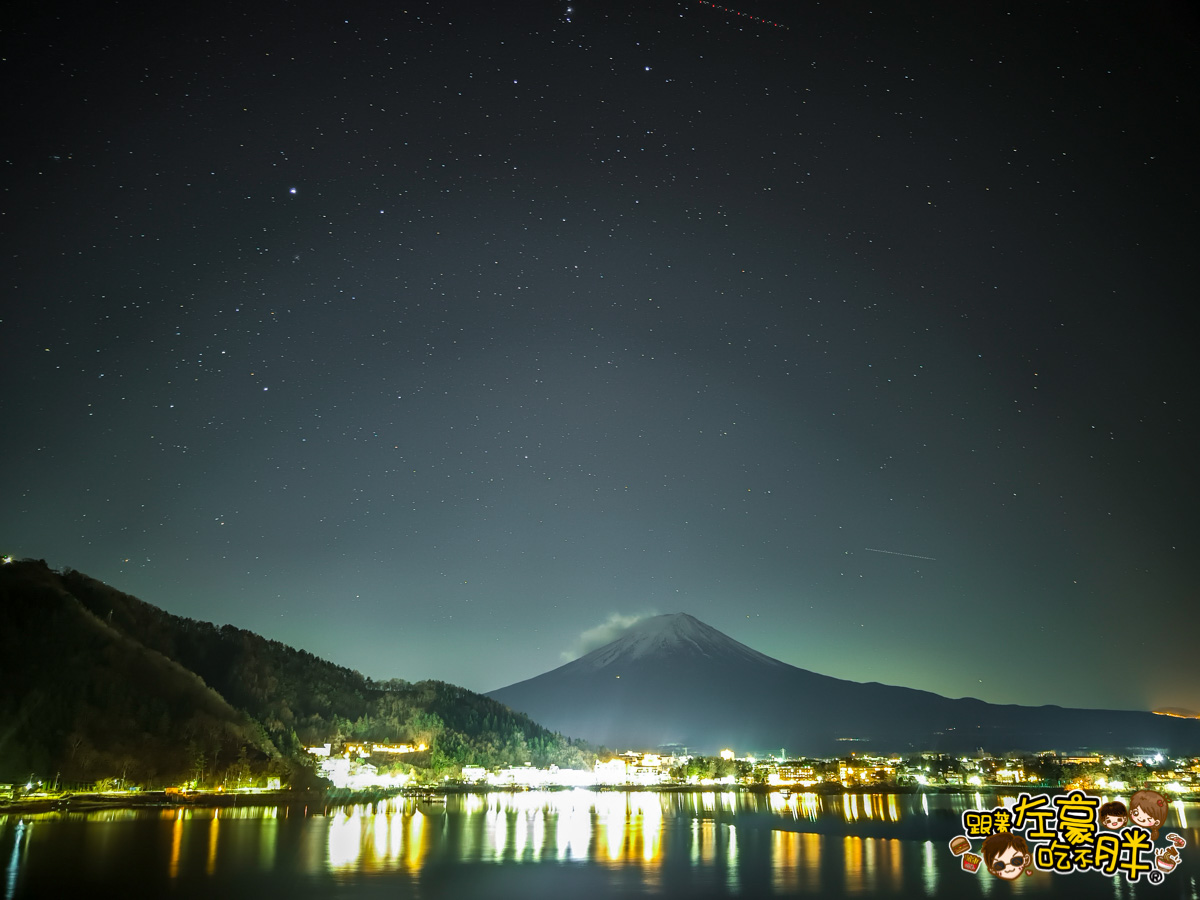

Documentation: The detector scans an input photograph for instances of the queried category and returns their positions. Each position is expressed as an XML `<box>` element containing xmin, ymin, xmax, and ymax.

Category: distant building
<box><xmin>838</xmin><ymin>758</ymin><xmax>894</xmax><ymax>786</ymax></box>
<box><xmin>369</xmin><ymin>742</ymin><xmax>426</xmax><ymax>755</ymax></box>
<box><xmin>594</xmin><ymin>758</ymin><xmax>629</xmax><ymax>785</ymax></box>
<box><xmin>319</xmin><ymin>757</ymin><xmax>351</xmax><ymax>786</ymax></box>
<box><xmin>486</xmin><ymin>765</ymin><xmax>593</xmax><ymax>788</ymax></box>
<box><xmin>318</xmin><ymin>756</ymin><xmax>410</xmax><ymax>790</ymax></box>
<box><xmin>629</xmin><ymin>754</ymin><xmax>667</xmax><ymax>785</ymax></box>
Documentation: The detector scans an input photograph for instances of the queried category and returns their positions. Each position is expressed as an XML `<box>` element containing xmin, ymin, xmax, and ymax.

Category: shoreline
<box><xmin>5</xmin><ymin>782</ymin><xmax>1191</xmax><ymax>816</ymax></box>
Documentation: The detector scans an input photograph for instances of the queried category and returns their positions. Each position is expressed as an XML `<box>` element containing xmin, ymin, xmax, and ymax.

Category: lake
<box><xmin>3</xmin><ymin>790</ymin><xmax>1198</xmax><ymax>898</ymax></box>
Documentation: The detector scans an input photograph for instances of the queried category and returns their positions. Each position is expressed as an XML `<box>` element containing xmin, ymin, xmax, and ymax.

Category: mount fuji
<box><xmin>488</xmin><ymin>613</ymin><xmax>1200</xmax><ymax>756</ymax></box>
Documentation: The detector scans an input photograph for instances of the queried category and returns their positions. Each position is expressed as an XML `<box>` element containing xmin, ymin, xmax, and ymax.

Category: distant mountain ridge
<box><xmin>489</xmin><ymin>613</ymin><xmax>1200</xmax><ymax>756</ymax></box>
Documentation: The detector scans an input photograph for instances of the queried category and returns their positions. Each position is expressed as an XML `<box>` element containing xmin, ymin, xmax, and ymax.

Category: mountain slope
<box><xmin>0</xmin><ymin>559</ymin><xmax>275</xmax><ymax>786</ymax></box>
<box><xmin>489</xmin><ymin>613</ymin><xmax>1200</xmax><ymax>756</ymax></box>
<box><xmin>0</xmin><ymin>559</ymin><xmax>596</xmax><ymax>785</ymax></box>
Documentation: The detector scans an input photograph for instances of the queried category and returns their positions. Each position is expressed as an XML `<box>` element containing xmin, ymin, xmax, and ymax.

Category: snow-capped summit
<box><xmin>576</xmin><ymin>613</ymin><xmax>785</xmax><ymax>671</ymax></box>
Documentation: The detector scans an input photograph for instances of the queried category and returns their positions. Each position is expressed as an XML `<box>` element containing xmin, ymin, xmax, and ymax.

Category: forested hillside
<box><xmin>0</xmin><ymin>559</ymin><xmax>596</xmax><ymax>786</ymax></box>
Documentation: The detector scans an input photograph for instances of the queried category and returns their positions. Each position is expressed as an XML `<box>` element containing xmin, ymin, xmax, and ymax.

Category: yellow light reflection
<box><xmin>372</xmin><ymin>809</ymin><xmax>388</xmax><ymax>862</ymax></box>
<box><xmin>321</xmin><ymin>801</ymin><xmax>437</xmax><ymax>874</ymax></box>
<box><xmin>168</xmin><ymin>811</ymin><xmax>182</xmax><ymax>879</ymax></box>
<box><xmin>1174</xmin><ymin>799</ymin><xmax>1187</xmax><ymax>829</ymax></box>
<box><xmin>772</xmin><ymin>829</ymin><xmax>800</xmax><ymax>893</ymax></box>
<box><xmin>841</xmin><ymin>836</ymin><xmax>906</xmax><ymax>893</ymax></box>
<box><xmin>258</xmin><ymin>811</ymin><xmax>277</xmax><ymax>872</ymax></box>
<box><xmin>875</xmin><ymin>838</ymin><xmax>903</xmax><ymax>891</ymax></box>
<box><xmin>843</xmin><ymin>793</ymin><xmax>858</xmax><ymax>822</ymax></box>
<box><xmin>771</xmin><ymin>828</ymin><xmax>824</xmax><ymax>893</ymax></box>
<box><xmin>844</xmin><ymin>836</ymin><xmax>864</xmax><ymax>894</ymax></box>
<box><xmin>768</xmin><ymin>792</ymin><xmax>791</xmax><ymax>816</ymax></box>
<box><xmin>387</xmin><ymin>810</ymin><xmax>403</xmax><ymax>863</ymax></box>
<box><xmin>640</xmin><ymin>798</ymin><xmax>662</xmax><ymax>863</ymax></box>
<box><xmin>596</xmin><ymin>793</ymin><xmax>626</xmax><ymax>862</ymax></box>
<box><xmin>802</xmin><ymin>830</ymin><xmax>821</xmax><ymax>891</ymax></box>
<box><xmin>696</xmin><ymin>818</ymin><xmax>716</xmax><ymax>865</ymax></box>
<box><xmin>206</xmin><ymin>810</ymin><xmax>219</xmax><ymax>876</ymax></box>
<box><xmin>327</xmin><ymin>810</ymin><xmax>359</xmax><ymax>870</ymax></box>
<box><xmin>404</xmin><ymin>810</ymin><xmax>426</xmax><ymax>871</ymax></box>
<box><xmin>799</xmin><ymin>793</ymin><xmax>819</xmax><ymax>821</ymax></box>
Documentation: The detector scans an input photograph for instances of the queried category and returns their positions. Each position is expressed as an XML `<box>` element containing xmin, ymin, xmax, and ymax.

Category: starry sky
<box><xmin>4</xmin><ymin>0</ymin><xmax>1197</xmax><ymax>716</ymax></box>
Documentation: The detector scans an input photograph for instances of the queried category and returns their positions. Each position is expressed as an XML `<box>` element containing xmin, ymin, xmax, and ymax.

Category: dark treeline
<box><xmin>0</xmin><ymin>559</ymin><xmax>597</xmax><ymax>788</ymax></box>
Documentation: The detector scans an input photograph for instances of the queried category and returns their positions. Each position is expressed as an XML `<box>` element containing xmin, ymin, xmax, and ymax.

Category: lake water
<box><xmin>3</xmin><ymin>790</ymin><xmax>1198</xmax><ymax>898</ymax></box>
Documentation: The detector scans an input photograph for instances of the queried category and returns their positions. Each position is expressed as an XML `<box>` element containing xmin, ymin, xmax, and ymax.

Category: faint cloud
<box><xmin>561</xmin><ymin>611</ymin><xmax>655</xmax><ymax>661</ymax></box>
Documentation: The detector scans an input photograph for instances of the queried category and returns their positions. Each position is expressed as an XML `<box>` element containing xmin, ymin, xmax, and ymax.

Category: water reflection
<box><xmin>556</xmin><ymin>792</ymin><xmax>591</xmax><ymax>861</ymax></box>
<box><xmin>206</xmin><ymin>811</ymin><xmax>218</xmax><ymax>876</ymax></box>
<box><xmin>327</xmin><ymin>803</ymin><xmax>428</xmax><ymax>872</ymax></box>
<box><xmin>168</xmin><ymin>812</ymin><xmax>181</xmax><ymax>879</ymax></box>
<box><xmin>4</xmin><ymin>821</ymin><xmax>26</xmax><ymax>900</ymax></box>
<box><xmin>763</xmin><ymin>790</ymin><xmax>916</xmax><ymax>827</ymax></box>
<box><xmin>771</xmin><ymin>828</ymin><xmax>821</xmax><ymax>893</ymax></box>
<box><xmin>2</xmin><ymin>793</ymin><xmax>1197</xmax><ymax>898</ymax></box>
<box><xmin>315</xmin><ymin>791</ymin><xmax>675</xmax><ymax>872</ymax></box>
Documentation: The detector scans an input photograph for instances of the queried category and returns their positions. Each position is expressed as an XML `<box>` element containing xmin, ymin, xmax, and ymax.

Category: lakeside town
<box><xmin>305</xmin><ymin>742</ymin><xmax>1200</xmax><ymax>796</ymax></box>
<box><xmin>8</xmin><ymin>741</ymin><xmax>1200</xmax><ymax>810</ymax></box>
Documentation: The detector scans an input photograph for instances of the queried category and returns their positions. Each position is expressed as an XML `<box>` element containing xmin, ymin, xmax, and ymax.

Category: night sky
<box><xmin>4</xmin><ymin>1</ymin><xmax>1197</xmax><ymax>717</ymax></box>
